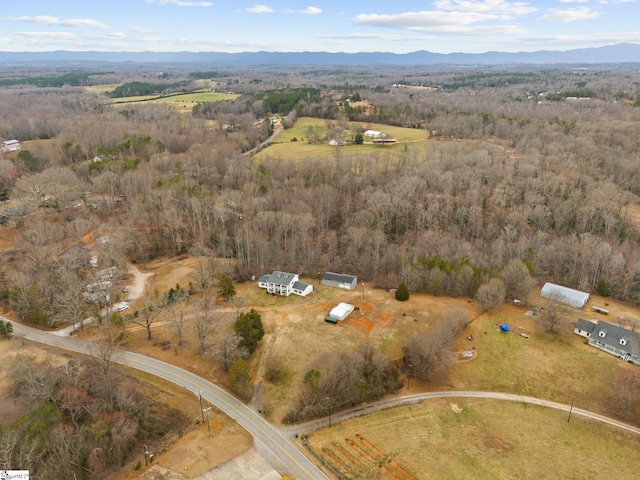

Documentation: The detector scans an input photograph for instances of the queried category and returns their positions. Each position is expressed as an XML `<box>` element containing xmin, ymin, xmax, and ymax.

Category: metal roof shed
<box><xmin>322</xmin><ymin>272</ymin><xmax>357</xmax><ymax>290</ymax></box>
<box><xmin>540</xmin><ymin>282</ymin><xmax>590</xmax><ymax>308</ymax></box>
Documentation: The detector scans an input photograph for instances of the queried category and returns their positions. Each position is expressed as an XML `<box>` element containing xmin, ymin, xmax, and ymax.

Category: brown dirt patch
<box><xmin>131</xmin><ymin>416</ymin><xmax>252</xmax><ymax>479</ymax></box>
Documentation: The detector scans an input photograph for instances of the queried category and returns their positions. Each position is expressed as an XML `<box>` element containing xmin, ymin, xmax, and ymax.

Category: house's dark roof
<box><xmin>293</xmin><ymin>281</ymin><xmax>310</xmax><ymax>291</ymax></box>
<box><xmin>591</xmin><ymin>320</ymin><xmax>640</xmax><ymax>356</ymax></box>
<box><xmin>575</xmin><ymin>318</ymin><xmax>596</xmax><ymax>334</ymax></box>
<box><xmin>261</xmin><ymin>271</ymin><xmax>297</xmax><ymax>287</ymax></box>
<box><xmin>322</xmin><ymin>272</ymin><xmax>357</xmax><ymax>283</ymax></box>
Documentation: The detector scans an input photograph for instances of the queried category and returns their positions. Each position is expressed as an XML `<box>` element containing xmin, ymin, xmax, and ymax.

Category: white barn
<box><xmin>540</xmin><ymin>282</ymin><xmax>590</xmax><ymax>308</ymax></box>
<box><xmin>1</xmin><ymin>139</ymin><xmax>21</xmax><ymax>153</ymax></box>
<box><xmin>364</xmin><ymin>129</ymin><xmax>386</xmax><ymax>139</ymax></box>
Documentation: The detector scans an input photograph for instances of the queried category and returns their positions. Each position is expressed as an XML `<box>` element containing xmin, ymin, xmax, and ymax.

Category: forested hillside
<box><xmin>1</xmin><ymin>65</ymin><xmax>640</xmax><ymax>327</ymax></box>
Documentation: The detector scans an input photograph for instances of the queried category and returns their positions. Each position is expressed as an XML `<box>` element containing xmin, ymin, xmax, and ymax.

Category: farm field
<box><xmin>107</xmin><ymin>91</ymin><xmax>240</xmax><ymax>109</ymax></box>
<box><xmin>307</xmin><ymin>398</ymin><xmax>640</xmax><ymax>479</ymax></box>
<box><xmin>85</xmin><ymin>84</ymin><xmax>240</xmax><ymax>110</ymax></box>
<box><xmin>255</xmin><ymin>116</ymin><xmax>430</xmax><ymax>162</ymax></box>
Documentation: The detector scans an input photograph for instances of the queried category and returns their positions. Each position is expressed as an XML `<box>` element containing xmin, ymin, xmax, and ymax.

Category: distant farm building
<box><xmin>1</xmin><ymin>139</ymin><xmax>21</xmax><ymax>153</ymax></box>
<box><xmin>329</xmin><ymin>138</ymin><xmax>344</xmax><ymax>146</ymax></box>
<box><xmin>364</xmin><ymin>130</ymin><xmax>386</xmax><ymax>139</ymax></box>
<box><xmin>372</xmin><ymin>137</ymin><xmax>396</xmax><ymax>144</ymax></box>
<box><xmin>322</xmin><ymin>272</ymin><xmax>357</xmax><ymax>290</ymax></box>
<box><xmin>540</xmin><ymin>282</ymin><xmax>590</xmax><ymax>308</ymax></box>
<box><xmin>326</xmin><ymin>302</ymin><xmax>355</xmax><ymax>323</ymax></box>
<box><xmin>574</xmin><ymin>319</ymin><xmax>640</xmax><ymax>365</ymax></box>
<box><xmin>258</xmin><ymin>271</ymin><xmax>313</xmax><ymax>297</ymax></box>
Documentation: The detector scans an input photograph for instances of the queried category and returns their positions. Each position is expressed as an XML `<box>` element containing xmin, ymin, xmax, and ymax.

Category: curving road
<box><xmin>284</xmin><ymin>391</ymin><xmax>640</xmax><ymax>438</ymax></box>
<box><xmin>10</xmin><ymin>322</ymin><xmax>329</xmax><ymax>480</ymax></box>
<box><xmin>10</xmin><ymin>321</ymin><xmax>640</xmax><ymax>479</ymax></box>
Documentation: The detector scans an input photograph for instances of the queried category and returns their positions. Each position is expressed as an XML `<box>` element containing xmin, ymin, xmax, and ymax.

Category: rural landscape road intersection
<box><xmin>9</xmin><ymin>321</ymin><xmax>640</xmax><ymax>479</ymax></box>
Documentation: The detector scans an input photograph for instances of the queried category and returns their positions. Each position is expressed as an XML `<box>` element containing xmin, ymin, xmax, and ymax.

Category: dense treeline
<box><xmin>0</xmin><ymin>72</ymin><xmax>109</xmax><ymax>87</ymax></box>
<box><xmin>259</xmin><ymin>87</ymin><xmax>321</xmax><ymax>114</ymax></box>
<box><xmin>109</xmin><ymin>81</ymin><xmax>187</xmax><ymax>98</ymax></box>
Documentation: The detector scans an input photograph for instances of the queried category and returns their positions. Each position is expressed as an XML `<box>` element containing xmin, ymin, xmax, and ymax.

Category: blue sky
<box><xmin>1</xmin><ymin>0</ymin><xmax>639</xmax><ymax>54</ymax></box>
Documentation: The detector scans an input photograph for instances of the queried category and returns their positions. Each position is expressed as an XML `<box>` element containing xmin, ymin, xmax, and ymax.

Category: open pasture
<box><xmin>255</xmin><ymin>117</ymin><xmax>429</xmax><ymax>161</ymax></box>
<box><xmin>308</xmin><ymin>398</ymin><xmax>640</xmax><ymax>479</ymax></box>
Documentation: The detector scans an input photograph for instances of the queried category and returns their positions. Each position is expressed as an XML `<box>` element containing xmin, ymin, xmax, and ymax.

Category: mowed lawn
<box><xmin>448</xmin><ymin>301</ymin><xmax>638</xmax><ymax>415</ymax></box>
<box><xmin>307</xmin><ymin>398</ymin><xmax>640</xmax><ymax>479</ymax></box>
<box><xmin>254</xmin><ymin>116</ymin><xmax>430</xmax><ymax>162</ymax></box>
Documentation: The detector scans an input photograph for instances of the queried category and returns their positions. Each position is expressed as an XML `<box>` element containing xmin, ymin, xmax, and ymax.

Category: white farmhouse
<box><xmin>258</xmin><ymin>271</ymin><xmax>313</xmax><ymax>297</ymax></box>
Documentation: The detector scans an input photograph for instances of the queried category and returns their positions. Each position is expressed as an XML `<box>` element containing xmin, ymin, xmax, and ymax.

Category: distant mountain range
<box><xmin>2</xmin><ymin>43</ymin><xmax>640</xmax><ymax>66</ymax></box>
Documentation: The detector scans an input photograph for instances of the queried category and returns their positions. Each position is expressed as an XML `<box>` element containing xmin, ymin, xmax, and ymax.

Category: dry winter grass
<box><xmin>307</xmin><ymin>398</ymin><xmax>640</xmax><ymax>479</ymax></box>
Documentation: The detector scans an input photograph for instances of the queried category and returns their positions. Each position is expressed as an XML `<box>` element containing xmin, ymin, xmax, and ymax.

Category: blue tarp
<box><xmin>499</xmin><ymin>323</ymin><xmax>510</xmax><ymax>332</ymax></box>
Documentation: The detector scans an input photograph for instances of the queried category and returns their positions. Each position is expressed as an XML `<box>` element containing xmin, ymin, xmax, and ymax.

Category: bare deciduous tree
<box><xmin>540</xmin><ymin>295</ymin><xmax>566</xmax><ymax>334</ymax></box>
<box><xmin>129</xmin><ymin>291</ymin><xmax>162</xmax><ymax>340</ymax></box>
<box><xmin>501</xmin><ymin>258</ymin><xmax>535</xmax><ymax>302</ymax></box>
<box><xmin>475</xmin><ymin>278</ymin><xmax>506</xmax><ymax>311</ymax></box>
<box><xmin>207</xmin><ymin>332</ymin><xmax>247</xmax><ymax>372</ymax></box>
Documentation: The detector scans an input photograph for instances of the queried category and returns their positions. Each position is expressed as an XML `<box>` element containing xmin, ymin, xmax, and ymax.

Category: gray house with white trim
<box><xmin>322</xmin><ymin>272</ymin><xmax>357</xmax><ymax>290</ymax></box>
<box><xmin>574</xmin><ymin>319</ymin><xmax>640</xmax><ymax>365</ymax></box>
<box><xmin>258</xmin><ymin>271</ymin><xmax>313</xmax><ymax>297</ymax></box>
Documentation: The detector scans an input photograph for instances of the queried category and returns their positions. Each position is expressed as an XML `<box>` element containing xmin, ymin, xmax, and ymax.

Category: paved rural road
<box><xmin>283</xmin><ymin>390</ymin><xmax>640</xmax><ymax>437</ymax></box>
<box><xmin>10</xmin><ymin>322</ymin><xmax>330</xmax><ymax>480</ymax></box>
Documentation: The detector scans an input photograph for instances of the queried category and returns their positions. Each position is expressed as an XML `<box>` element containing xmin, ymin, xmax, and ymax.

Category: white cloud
<box><xmin>10</xmin><ymin>15</ymin><xmax>110</xmax><ymax>30</ymax></box>
<box><xmin>245</xmin><ymin>5</ymin><xmax>273</xmax><ymax>13</ymax></box>
<box><xmin>314</xmin><ymin>32</ymin><xmax>413</xmax><ymax>40</ymax></box>
<box><xmin>352</xmin><ymin>10</ymin><xmax>529</xmax><ymax>35</ymax></box>
<box><xmin>131</xmin><ymin>26</ymin><xmax>154</xmax><ymax>33</ymax></box>
<box><xmin>284</xmin><ymin>7</ymin><xmax>322</xmax><ymax>15</ymax></box>
<box><xmin>539</xmin><ymin>7</ymin><xmax>601</xmax><ymax>22</ymax></box>
<box><xmin>146</xmin><ymin>0</ymin><xmax>213</xmax><ymax>7</ymax></box>
<box><xmin>559</xmin><ymin>0</ymin><xmax>588</xmax><ymax>3</ymax></box>
<box><xmin>15</xmin><ymin>31</ymin><xmax>78</xmax><ymax>40</ymax></box>
<box><xmin>433</xmin><ymin>0</ymin><xmax>537</xmax><ymax>15</ymax></box>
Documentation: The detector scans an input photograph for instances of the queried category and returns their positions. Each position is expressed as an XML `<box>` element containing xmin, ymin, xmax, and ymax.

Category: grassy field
<box><xmin>85</xmin><ymin>83</ymin><xmax>121</xmax><ymax>94</ymax></box>
<box><xmin>447</xmin><ymin>300</ymin><xmax>639</xmax><ymax>415</ymax></box>
<box><xmin>254</xmin><ymin>116</ymin><xmax>430</xmax><ymax>162</ymax></box>
<box><xmin>85</xmin><ymin>84</ymin><xmax>239</xmax><ymax>111</ymax></box>
<box><xmin>107</xmin><ymin>91</ymin><xmax>240</xmax><ymax>110</ymax></box>
<box><xmin>307</xmin><ymin>398</ymin><xmax>640</xmax><ymax>479</ymax></box>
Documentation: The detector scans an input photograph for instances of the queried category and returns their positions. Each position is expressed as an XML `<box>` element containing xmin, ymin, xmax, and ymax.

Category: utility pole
<box><xmin>144</xmin><ymin>444</ymin><xmax>149</xmax><ymax>466</ymax></box>
<box><xmin>198</xmin><ymin>390</ymin><xmax>205</xmax><ymax>423</ymax></box>
<box><xmin>567</xmin><ymin>398</ymin><xmax>575</xmax><ymax>423</ymax></box>
<box><xmin>361</xmin><ymin>281</ymin><xmax>365</xmax><ymax>301</ymax></box>
<box><xmin>203</xmin><ymin>407</ymin><xmax>212</xmax><ymax>437</ymax></box>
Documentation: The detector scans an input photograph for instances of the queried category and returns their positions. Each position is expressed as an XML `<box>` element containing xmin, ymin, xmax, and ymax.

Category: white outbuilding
<box><xmin>328</xmin><ymin>302</ymin><xmax>355</xmax><ymax>322</ymax></box>
<box><xmin>364</xmin><ymin>129</ymin><xmax>386</xmax><ymax>139</ymax></box>
<box><xmin>540</xmin><ymin>282</ymin><xmax>590</xmax><ymax>308</ymax></box>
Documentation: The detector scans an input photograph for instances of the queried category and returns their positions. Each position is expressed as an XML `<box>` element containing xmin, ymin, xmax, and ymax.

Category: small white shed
<box><xmin>328</xmin><ymin>302</ymin><xmax>354</xmax><ymax>322</ymax></box>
